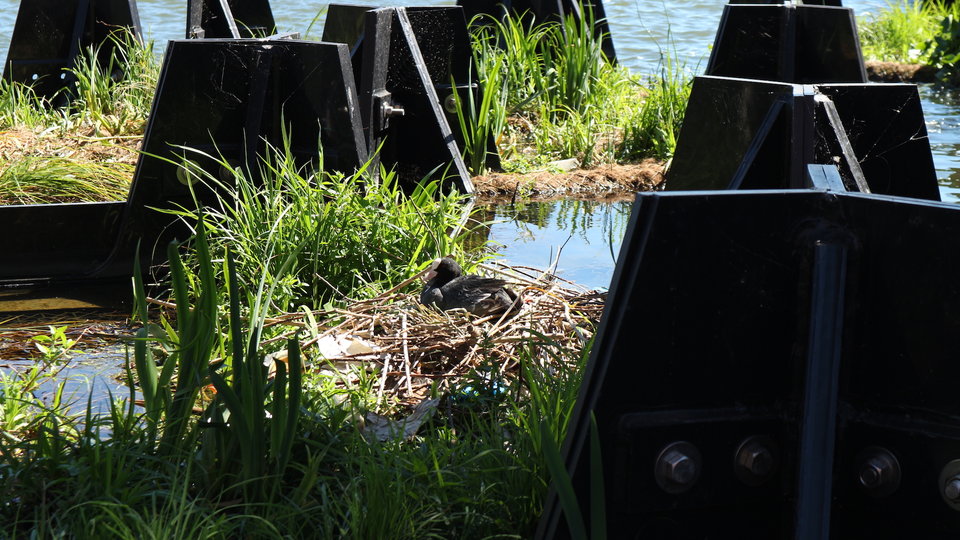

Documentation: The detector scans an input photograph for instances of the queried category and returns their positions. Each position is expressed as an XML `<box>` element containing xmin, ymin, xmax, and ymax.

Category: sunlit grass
<box><xmin>161</xmin><ymin>142</ymin><xmax>479</xmax><ymax>311</ymax></box>
<box><xmin>0</xmin><ymin>156</ymin><xmax>133</xmax><ymax>204</ymax></box>
<box><xmin>858</xmin><ymin>0</ymin><xmax>942</xmax><ymax>63</ymax></box>
<box><xmin>466</xmin><ymin>9</ymin><xmax>691</xmax><ymax>172</ymax></box>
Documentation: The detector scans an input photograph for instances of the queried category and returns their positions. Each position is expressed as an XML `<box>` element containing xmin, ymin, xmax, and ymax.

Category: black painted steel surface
<box><xmin>185</xmin><ymin>0</ymin><xmax>275</xmax><ymax>39</ymax></box>
<box><xmin>707</xmin><ymin>3</ymin><xmax>865</xmax><ymax>83</ymax></box>
<box><xmin>667</xmin><ymin>77</ymin><xmax>940</xmax><ymax>201</ymax></box>
<box><xmin>539</xmin><ymin>189</ymin><xmax>960</xmax><ymax>539</ymax></box>
<box><xmin>2</xmin><ymin>0</ymin><xmax>142</xmax><ymax>103</ymax></box>
<box><xmin>323</xmin><ymin>4</ymin><xmax>488</xmax><ymax>193</ymax></box>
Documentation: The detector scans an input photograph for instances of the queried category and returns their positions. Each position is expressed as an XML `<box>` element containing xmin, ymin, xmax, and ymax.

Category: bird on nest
<box><xmin>419</xmin><ymin>257</ymin><xmax>518</xmax><ymax>317</ymax></box>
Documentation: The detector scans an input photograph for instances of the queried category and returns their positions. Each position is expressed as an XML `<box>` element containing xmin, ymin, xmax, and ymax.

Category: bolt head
<box><xmin>741</xmin><ymin>446</ymin><xmax>773</xmax><ymax>476</ymax></box>
<box><xmin>855</xmin><ymin>447</ymin><xmax>901</xmax><ymax>497</ymax></box>
<box><xmin>662</xmin><ymin>450</ymin><xmax>696</xmax><ymax>484</ymax></box>
<box><xmin>734</xmin><ymin>436</ymin><xmax>778</xmax><ymax>486</ymax></box>
<box><xmin>654</xmin><ymin>441</ymin><xmax>701</xmax><ymax>494</ymax></box>
<box><xmin>944</xmin><ymin>478</ymin><xmax>960</xmax><ymax>501</ymax></box>
<box><xmin>443</xmin><ymin>94</ymin><xmax>458</xmax><ymax>114</ymax></box>
<box><xmin>859</xmin><ymin>462</ymin><xmax>884</xmax><ymax>488</ymax></box>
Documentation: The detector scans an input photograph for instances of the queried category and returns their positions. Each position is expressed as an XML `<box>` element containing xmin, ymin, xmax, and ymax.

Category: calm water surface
<box><xmin>0</xmin><ymin>0</ymin><xmax>957</xmax><ymax>290</ymax></box>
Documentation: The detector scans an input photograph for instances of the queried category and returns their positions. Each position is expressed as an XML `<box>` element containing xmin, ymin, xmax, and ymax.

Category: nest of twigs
<box><xmin>260</xmin><ymin>262</ymin><xmax>606</xmax><ymax>406</ymax></box>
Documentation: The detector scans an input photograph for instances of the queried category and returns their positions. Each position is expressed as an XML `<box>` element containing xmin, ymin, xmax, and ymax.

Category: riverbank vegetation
<box><xmin>0</xmin><ymin>217</ymin><xmax>594</xmax><ymax>536</ymax></box>
<box><xmin>462</xmin><ymin>10</ymin><xmax>689</xmax><ymax>175</ymax></box>
<box><xmin>858</xmin><ymin>0</ymin><xmax>960</xmax><ymax>85</ymax></box>
<box><xmin>0</xmin><ymin>9</ymin><xmax>688</xmax><ymax>204</ymax></box>
<box><xmin>0</xmin><ymin>7</ymin><xmax>663</xmax><ymax>537</ymax></box>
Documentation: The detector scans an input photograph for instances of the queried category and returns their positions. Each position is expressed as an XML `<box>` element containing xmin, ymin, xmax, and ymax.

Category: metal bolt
<box><xmin>662</xmin><ymin>450</ymin><xmax>695</xmax><ymax>484</ymax></box>
<box><xmin>734</xmin><ymin>436</ymin><xmax>777</xmax><ymax>486</ymax></box>
<box><xmin>382</xmin><ymin>102</ymin><xmax>405</xmax><ymax>119</ymax></box>
<box><xmin>740</xmin><ymin>445</ymin><xmax>773</xmax><ymax>477</ymax></box>
<box><xmin>859</xmin><ymin>461</ymin><xmax>884</xmax><ymax>489</ymax></box>
<box><xmin>654</xmin><ymin>441</ymin><xmax>701</xmax><ymax>494</ymax></box>
<box><xmin>443</xmin><ymin>94</ymin><xmax>458</xmax><ymax>114</ymax></box>
<box><xmin>855</xmin><ymin>447</ymin><xmax>901</xmax><ymax>497</ymax></box>
<box><xmin>944</xmin><ymin>477</ymin><xmax>960</xmax><ymax>501</ymax></box>
<box><xmin>939</xmin><ymin>460</ymin><xmax>960</xmax><ymax>511</ymax></box>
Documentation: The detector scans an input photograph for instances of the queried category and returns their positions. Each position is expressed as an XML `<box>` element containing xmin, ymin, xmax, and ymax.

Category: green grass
<box><xmin>0</xmin><ymin>29</ymin><xmax>156</xmax><ymax>205</ymax></box>
<box><xmin>858</xmin><ymin>0</ymin><xmax>943</xmax><ymax>63</ymax></box>
<box><xmin>161</xmin><ymin>142</ymin><xmax>480</xmax><ymax>312</ymax></box>
<box><xmin>0</xmin><ymin>29</ymin><xmax>159</xmax><ymax>135</ymax></box>
<box><xmin>0</xmin><ymin>211</ymin><xmax>591</xmax><ymax>537</ymax></box>
<box><xmin>464</xmin><ymin>9</ymin><xmax>692</xmax><ymax>172</ymax></box>
<box><xmin>0</xmin><ymin>156</ymin><xmax>133</xmax><ymax>204</ymax></box>
<box><xmin>0</xmin><ymin>9</ymin><xmax>636</xmax><ymax>537</ymax></box>
<box><xmin>857</xmin><ymin>0</ymin><xmax>960</xmax><ymax>86</ymax></box>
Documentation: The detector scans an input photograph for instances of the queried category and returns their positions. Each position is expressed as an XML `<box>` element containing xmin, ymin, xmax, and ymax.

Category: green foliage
<box><xmin>859</xmin><ymin>0</ymin><xmax>942</xmax><ymax>63</ymax></box>
<box><xmin>0</xmin><ymin>28</ymin><xmax>159</xmax><ymax>134</ymax></box>
<box><xmin>163</xmin><ymin>142</ymin><xmax>476</xmax><ymax>311</ymax></box>
<box><xmin>923</xmin><ymin>1</ymin><xmax>960</xmax><ymax>83</ymax></box>
<box><xmin>132</xmin><ymin>221</ymin><xmax>306</xmax><ymax>501</ymax></box>
<box><xmin>620</xmin><ymin>51</ymin><xmax>692</xmax><ymax>161</ymax></box>
<box><xmin>451</xmin><ymin>63</ymin><xmax>508</xmax><ymax>175</ymax></box>
<box><xmin>468</xmin><ymin>6</ymin><xmax>691</xmax><ymax>169</ymax></box>
<box><xmin>1</xmin><ymin>254</ymin><xmax>593</xmax><ymax>537</ymax></box>
<box><xmin>68</xmin><ymin>29</ymin><xmax>160</xmax><ymax>136</ymax></box>
<box><xmin>0</xmin><ymin>155</ymin><xmax>133</xmax><ymax>204</ymax></box>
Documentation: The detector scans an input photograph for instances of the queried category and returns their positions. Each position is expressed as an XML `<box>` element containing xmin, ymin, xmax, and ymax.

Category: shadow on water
<box><xmin>467</xmin><ymin>195</ymin><xmax>635</xmax><ymax>291</ymax></box>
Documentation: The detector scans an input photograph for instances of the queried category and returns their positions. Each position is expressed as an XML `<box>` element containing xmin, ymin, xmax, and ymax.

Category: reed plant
<box><xmin>162</xmin><ymin>142</ymin><xmax>477</xmax><ymax>312</ymax></box>
<box><xmin>68</xmin><ymin>29</ymin><xmax>160</xmax><ymax>136</ymax></box>
<box><xmin>859</xmin><ymin>0</ymin><xmax>944</xmax><ymax>64</ymax></box>
<box><xmin>0</xmin><ymin>155</ymin><xmax>133</xmax><ymax>204</ymax></box>
<box><xmin>466</xmin><ymin>6</ymin><xmax>689</xmax><ymax>171</ymax></box>
<box><xmin>619</xmin><ymin>50</ymin><xmax>692</xmax><ymax>161</ymax></box>
<box><xmin>0</xmin><ymin>238</ymin><xmax>593</xmax><ymax>538</ymax></box>
<box><xmin>0</xmin><ymin>28</ymin><xmax>158</xmax><ymax>135</ymax></box>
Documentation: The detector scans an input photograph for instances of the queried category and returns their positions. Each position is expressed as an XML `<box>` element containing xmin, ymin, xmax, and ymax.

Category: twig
<box><xmin>377</xmin><ymin>353</ymin><xmax>391</xmax><ymax>401</ymax></box>
<box><xmin>402</xmin><ymin>313</ymin><xmax>413</xmax><ymax>395</ymax></box>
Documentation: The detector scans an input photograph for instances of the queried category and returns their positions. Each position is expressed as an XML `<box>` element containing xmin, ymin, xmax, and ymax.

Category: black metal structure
<box><xmin>457</xmin><ymin>0</ymin><xmax>616</xmax><ymax>62</ymax></box>
<box><xmin>706</xmin><ymin>2</ymin><xmax>865</xmax><ymax>83</ymax></box>
<box><xmin>538</xmin><ymin>187</ymin><xmax>960</xmax><ymax>539</ymax></box>
<box><xmin>734</xmin><ymin>0</ymin><xmax>842</xmax><ymax>4</ymax></box>
<box><xmin>0</xmin><ymin>38</ymin><xmax>365</xmax><ymax>305</ymax></box>
<box><xmin>3</xmin><ymin>0</ymin><xmax>142</xmax><ymax>103</ymax></box>
<box><xmin>186</xmin><ymin>0</ymin><xmax>275</xmax><ymax>39</ymax></box>
<box><xmin>666</xmin><ymin>76</ymin><xmax>940</xmax><ymax>200</ymax></box>
<box><xmin>322</xmin><ymin>4</ymin><xmax>487</xmax><ymax>193</ymax></box>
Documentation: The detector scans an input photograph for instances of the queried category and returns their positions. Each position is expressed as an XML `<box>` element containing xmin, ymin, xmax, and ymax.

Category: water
<box><xmin>3</xmin><ymin>344</ymin><xmax>132</xmax><ymax>415</ymax></box>
<box><xmin>0</xmin><ymin>0</ymin><xmax>958</xmax><ymax>290</ymax></box>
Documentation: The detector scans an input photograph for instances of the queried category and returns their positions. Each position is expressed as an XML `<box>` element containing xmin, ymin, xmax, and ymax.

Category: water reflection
<box><xmin>2</xmin><ymin>344</ymin><xmax>131</xmax><ymax>415</ymax></box>
<box><xmin>477</xmin><ymin>197</ymin><xmax>634</xmax><ymax>290</ymax></box>
<box><xmin>920</xmin><ymin>85</ymin><xmax>960</xmax><ymax>203</ymax></box>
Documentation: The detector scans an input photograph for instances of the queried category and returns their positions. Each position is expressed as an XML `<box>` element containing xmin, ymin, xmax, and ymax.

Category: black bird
<box><xmin>420</xmin><ymin>257</ymin><xmax>518</xmax><ymax>316</ymax></box>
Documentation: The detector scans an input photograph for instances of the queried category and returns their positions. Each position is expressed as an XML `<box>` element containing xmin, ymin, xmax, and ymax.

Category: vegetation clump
<box><xmin>0</xmin><ymin>6</ymin><xmax>688</xmax><ymax>537</ymax></box>
<box><xmin>462</xmin><ymin>10</ymin><xmax>690</xmax><ymax>175</ymax></box>
<box><xmin>858</xmin><ymin>0</ymin><xmax>960</xmax><ymax>85</ymax></box>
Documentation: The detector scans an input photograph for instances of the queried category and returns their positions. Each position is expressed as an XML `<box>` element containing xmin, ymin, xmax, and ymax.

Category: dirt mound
<box><xmin>472</xmin><ymin>159</ymin><xmax>665</xmax><ymax>201</ymax></box>
<box><xmin>865</xmin><ymin>60</ymin><xmax>937</xmax><ymax>83</ymax></box>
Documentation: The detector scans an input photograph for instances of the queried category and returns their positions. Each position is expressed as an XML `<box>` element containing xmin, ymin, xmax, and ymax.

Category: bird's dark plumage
<box><xmin>420</xmin><ymin>257</ymin><xmax>517</xmax><ymax>316</ymax></box>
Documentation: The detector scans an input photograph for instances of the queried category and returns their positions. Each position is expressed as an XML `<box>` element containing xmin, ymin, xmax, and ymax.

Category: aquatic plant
<box><xmin>0</xmin><ymin>248</ymin><xmax>591</xmax><ymax>538</ymax></box>
<box><xmin>922</xmin><ymin>1</ymin><xmax>960</xmax><ymax>84</ymax></box>
<box><xmin>859</xmin><ymin>0</ymin><xmax>943</xmax><ymax>64</ymax></box>
<box><xmin>0</xmin><ymin>155</ymin><xmax>133</xmax><ymax>204</ymax></box>
<box><xmin>0</xmin><ymin>28</ymin><xmax>159</xmax><ymax>135</ymax></box>
<box><xmin>161</xmin><ymin>141</ymin><xmax>478</xmax><ymax>312</ymax></box>
<box><xmin>466</xmin><ymin>5</ymin><xmax>689</xmax><ymax>171</ymax></box>
<box><xmin>68</xmin><ymin>29</ymin><xmax>160</xmax><ymax>136</ymax></box>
